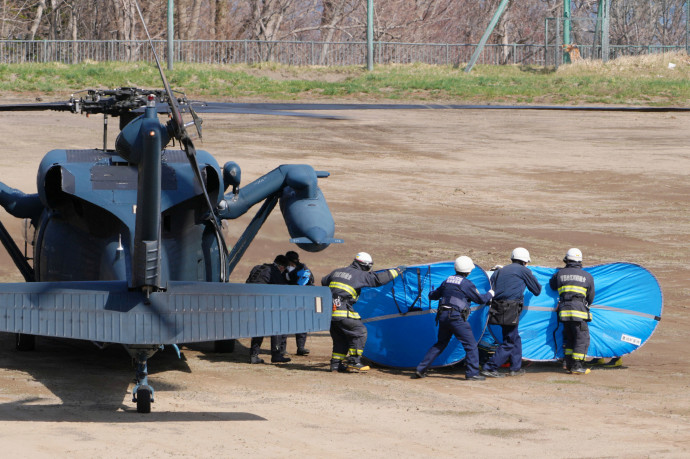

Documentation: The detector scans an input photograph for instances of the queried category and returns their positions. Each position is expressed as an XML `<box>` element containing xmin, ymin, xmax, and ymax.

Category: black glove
<box><xmin>396</xmin><ymin>265</ymin><xmax>406</xmax><ymax>274</ymax></box>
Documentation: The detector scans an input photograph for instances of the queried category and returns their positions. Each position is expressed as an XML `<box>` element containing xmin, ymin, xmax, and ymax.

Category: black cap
<box><xmin>285</xmin><ymin>251</ymin><xmax>300</xmax><ymax>264</ymax></box>
<box><xmin>274</xmin><ymin>255</ymin><xmax>289</xmax><ymax>267</ymax></box>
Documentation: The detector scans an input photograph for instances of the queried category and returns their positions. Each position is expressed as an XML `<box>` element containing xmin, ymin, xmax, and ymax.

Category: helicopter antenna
<box><xmin>133</xmin><ymin>0</ymin><xmax>229</xmax><ymax>281</ymax></box>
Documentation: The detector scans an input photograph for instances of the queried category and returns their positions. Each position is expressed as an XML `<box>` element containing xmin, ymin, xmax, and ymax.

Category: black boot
<box><xmin>563</xmin><ymin>355</ymin><xmax>574</xmax><ymax>372</ymax></box>
<box><xmin>271</xmin><ymin>353</ymin><xmax>291</xmax><ymax>363</ymax></box>
<box><xmin>330</xmin><ymin>359</ymin><xmax>347</xmax><ymax>373</ymax></box>
<box><xmin>346</xmin><ymin>357</ymin><xmax>370</xmax><ymax>373</ymax></box>
<box><xmin>571</xmin><ymin>360</ymin><xmax>591</xmax><ymax>375</ymax></box>
<box><xmin>249</xmin><ymin>355</ymin><xmax>264</xmax><ymax>364</ymax></box>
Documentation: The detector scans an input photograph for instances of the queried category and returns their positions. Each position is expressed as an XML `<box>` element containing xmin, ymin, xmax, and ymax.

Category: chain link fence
<box><xmin>0</xmin><ymin>39</ymin><xmax>686</xmax><ymax>66</ymax></box>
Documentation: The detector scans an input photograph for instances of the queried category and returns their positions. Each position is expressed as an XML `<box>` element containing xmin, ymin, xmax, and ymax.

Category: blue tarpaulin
<box><xmin>358</xmin><ymin>262</ymin><xmax>490</xmax><ymax>368</ymax></box>
<box><xmin>358</xmin><ymin>262</ymin><xmax>662</xmax><ymax>369</ymax></box>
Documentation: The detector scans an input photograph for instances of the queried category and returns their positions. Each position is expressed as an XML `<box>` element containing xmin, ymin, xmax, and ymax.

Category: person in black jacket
<box><xmin>481</xmin><ymin>247</ymin><xmax>542</xmax><ymax>378</ymax></box>
<box><xmin>413</xmin><ymin>256</ymin><xmax>494</xmax><ymax>381</ymax></box>
<box><xmin>280</xmin><ymin>250</ymin><xmax>314</xmax><ymax>356</ymax></box>
<box><xmin>322</xmin><ymin>252</ymin><xmax>403</xmax><ymax>373</ymax></box>
<box><xmin>246</xmin><ymin>254</ymin><xmax>291</xmax><ymax>364</ymax></box>
<box><xmin>550</xmin><ymin>248</ymin><xmax>596</xmax><ymax>375</ymax></box>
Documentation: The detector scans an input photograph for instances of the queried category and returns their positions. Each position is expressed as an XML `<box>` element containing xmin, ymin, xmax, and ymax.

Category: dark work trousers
<box><xmin>330</xmin><ymin>317</ymin><xmax>367</xmax><ymax>362</ymax></box>
<box><xmin>563</xmin><ymin>321</ymin><xmax>590</xmax><ymax>361</ymax></box>
<box><xmin>279</xmin><ymin>333</ymin><xmax>308</xmax><ymax>354</ymax></box>
<box><xmin>483</xmin><ymin>324</ymin><xmax>522</xmax><ymax>372</ymax></box>
<box><xmin>416</xmin><ymin>309</ymin><xmax>480</xmax><ymax>378</ymax></box>
<box><xmin>250</xmin><ymin>335</ymin><xmax>286</xmax><ymax>357</ymax></box>
<box><xmin>295</xmin><ymin>333</ymin><xmax>308</xmax><ymax>350</ymax></box>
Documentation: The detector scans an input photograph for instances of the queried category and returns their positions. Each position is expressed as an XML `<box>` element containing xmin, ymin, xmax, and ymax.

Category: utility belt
<box><xmin>436</xmin><ymin>304</ymin><xmax>470</xmax><ymax>324</ymax></box>
<box><xmin>488</xmin><ymin>299</ymin><xmax>523</xmax><ymax>326</ymax></box>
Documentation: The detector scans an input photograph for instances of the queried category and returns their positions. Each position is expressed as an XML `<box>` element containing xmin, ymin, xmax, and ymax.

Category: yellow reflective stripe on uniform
<box><xmin>329</xmin><ymin>281</ymin><xmax>358</xmax><ymax>300</ymax></box>
<box><xmin>559</xmin><ymin>310</ymin><xmax>591</xmax><ymax>320</ymax></box>
<box><xmin>332</xmin><ymin>353</ymin><xmax>347</xmax><ymax>360</ymax></box>
<box><xmin>558</xmin><ymin>285</ymin><xmax>588</xmax><ymax>296</ymax></box>
<box><xmin>389</xmin><ymin>269</ymin><xmax>399</xmax><ymax>279</ymax></box>
<box><xmin>332</xmin><ymin>310</ymin><xmax>361</xmax><ymax>319</ymax></box>
<box><xmin>572</xmin><ymin>352</ymin><xmax>586</xmax><ymax>360</ymax></box>
<box><xmin>564</xmin><ymin>348</ymin><xmax>573</xmax><ymax>355</ymax></box>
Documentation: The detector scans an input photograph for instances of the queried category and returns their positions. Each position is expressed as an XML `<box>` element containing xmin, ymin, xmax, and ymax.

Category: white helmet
<box><xmin>564</xmin><ymin>248</ymin><xmax>583</xmax><ymax>263</ymax></box>
<box><xmin>354</xmin><ymin>252</ymin><xmax>373</xmax><ymax>271</ymax></box>
<box><xmin>454</xmin><ymin>256</ymin><xmax>475</xmax><ymax>274</ymax></box>
<box><xmin>511</xmin><ymin>247</ymin><xmax>531</xmax><ymax>263</ymax></box>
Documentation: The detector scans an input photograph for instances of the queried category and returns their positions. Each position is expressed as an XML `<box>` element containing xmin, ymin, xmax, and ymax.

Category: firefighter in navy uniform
<box><xmin>550</xmin><ymin>248</ymin><xmax>595</xmax><ymax>375</ymax></box>
<box><xmin>246</xmin><ymin>254</ymin><xmax>291</xmax><ymax>364</ymax></box>
<box><xmin>281</xmin><ymin>250</ymin><xmax>314</xmax><ymax>356</ymax></box>
<box><xmin>413</xmin><ymin>256</ymin><xmax>494</xmax><ymax>381</ymax></box>
<box><xmin>481</xmin><ymin>247</ymin><xmax>542</xmax><ymax>378</ymax></box>
<box><xmin>322</xmin><ymin>252</ymin><xmax>403</xmax><ymax>373</ymax></box>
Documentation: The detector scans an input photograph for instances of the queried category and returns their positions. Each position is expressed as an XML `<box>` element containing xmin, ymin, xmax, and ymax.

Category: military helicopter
<box><xmin>0</xmin><ymin>18</ymin><xmax>350</xmax><ymax>413</ymax></box>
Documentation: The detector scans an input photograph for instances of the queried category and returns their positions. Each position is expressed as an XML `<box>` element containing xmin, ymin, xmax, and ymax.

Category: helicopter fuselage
<box><xmin>33</xmin><ymin>146</ymin><xmax>224</xmax><ymax>285</ymax></box>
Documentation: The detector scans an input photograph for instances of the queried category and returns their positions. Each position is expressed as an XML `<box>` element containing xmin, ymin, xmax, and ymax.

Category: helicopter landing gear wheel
<box><xmin>127</xmin><ymin>346</ymin><xmax>158</xmax><ymax>414</ymax></box>
<box><xmin>136</xmin><ymin>386</ymin><xmax>152</xmax><ymax>414</ymax></box>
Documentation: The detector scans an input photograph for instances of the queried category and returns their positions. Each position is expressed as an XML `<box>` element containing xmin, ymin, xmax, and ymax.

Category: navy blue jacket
<box><xmin>429</xmin><ymin>275</ymin><xmax>493</xmax><ymax>311</ymax></box>
<box><xmin>490</xmin><ymin>261</ymin><xmax>542</xmax><ymax>301</ymax></box>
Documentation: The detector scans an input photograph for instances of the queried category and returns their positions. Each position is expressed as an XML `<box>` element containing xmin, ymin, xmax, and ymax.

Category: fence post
<box><xmin>544</xmin><ymin>18</ymin><xmax>549</xmax><ymax>67</ymax></box>
<box><xmin>556</xmin><ymin>17</ymin><xmax>561</xmax><ymax>69</ymax></box>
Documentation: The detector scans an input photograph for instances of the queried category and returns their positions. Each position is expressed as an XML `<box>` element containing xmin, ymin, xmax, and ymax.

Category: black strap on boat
<box><xmin>392</xmin><ymin>267</ymin><xmax>424</xmax><ymax>315</ymax></box>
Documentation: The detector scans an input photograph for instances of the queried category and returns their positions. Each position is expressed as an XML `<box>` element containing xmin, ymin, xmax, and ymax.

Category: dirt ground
<box><xmin>0</xmin><ymin>99</ymin><xmax>688</xmax><ymax>458</ymax></box>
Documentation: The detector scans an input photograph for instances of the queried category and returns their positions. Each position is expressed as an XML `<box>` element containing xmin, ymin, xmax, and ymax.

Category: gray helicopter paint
<box><xmin>38</xmin><ymin>148</ymin><xmax>222</xmax><ymax>224</ymax></box>
<box><xmin>0</xmin><ymin>281</ymin><xmax>331</xmax><ymax>344</ymax></box>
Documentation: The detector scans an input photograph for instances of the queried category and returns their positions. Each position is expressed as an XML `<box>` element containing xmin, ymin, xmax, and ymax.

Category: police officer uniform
<box><xmin>481</xmin><ymin>256</ymin><xmax>542</xmax><ymax>377</ymax></box>
<box><xmin>246</xmin><ymin>256</ymin><xmax>291</xmax><ymax>364</ymax></box>
<box><xmin>549</xmin><ymin>256</ymin><xmax>595</xmax><ymax>374</ymax></box>
<box><xmin>322</xmin><ymin>254</ymin><xmax>400</xmax><ymax>372</ymax></box>
<box><xmin>415</xmin><ymin>271</ymin><xmax>494</xmax><ymax>380</ymax></box>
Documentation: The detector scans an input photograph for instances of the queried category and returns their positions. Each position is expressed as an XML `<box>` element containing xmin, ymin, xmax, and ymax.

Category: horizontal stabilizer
<box><xmin>0</xmin><ymin>281</ymin><xmax>331</xmax><ymax>345</ymax></box>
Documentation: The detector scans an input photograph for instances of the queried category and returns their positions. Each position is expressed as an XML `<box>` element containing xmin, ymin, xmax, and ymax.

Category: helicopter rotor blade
<box><xmin>185</xmin><ymin>102</ymin><xmax>345</xmax><ymax>119</ymax></box>
<box><xmin>134</xmin><ymin>0</ymin><xmax>229</xmax><ymax>281</ymax></box>
<box><xmin>187</xmin><ymin>101</ymin><xmax>690</xmax><ymax>113</ymax></box>
<box><xmin>0</xmin><ymin>102</ymin><xmax>74</xmax><ymax>112</ymax></box>
<box><xmin>187</xmin><ymin>104</ymin><xmax>203</xmax><ymax>140</ymax></box>
<box><xmin>133</xmin><ymin>2</ymin><xmax>184</xmax><ymax>138</ymax></box>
